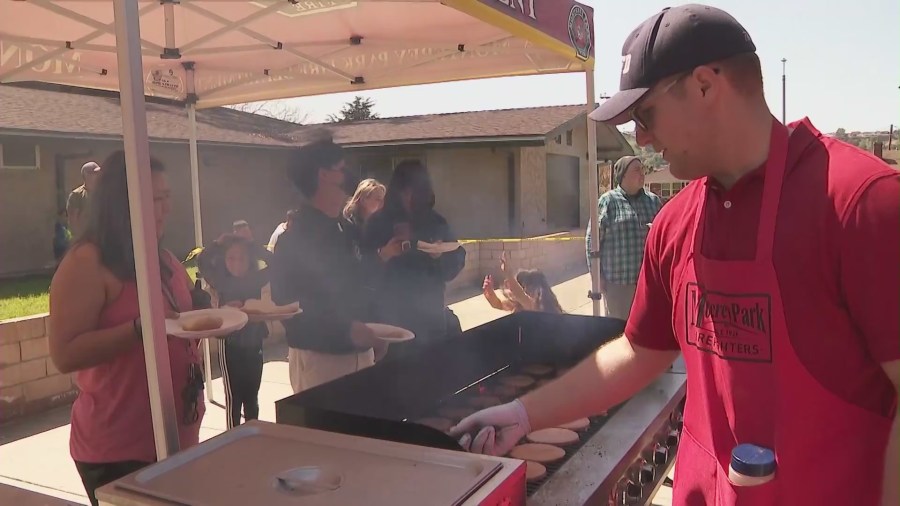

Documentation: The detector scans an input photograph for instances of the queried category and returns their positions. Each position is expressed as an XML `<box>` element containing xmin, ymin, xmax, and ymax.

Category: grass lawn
<box><xmin>0</xmin><ymin>266</ymin><xmax>200</xmax><ymax>321</ymax></box>
<box><xmin>0</xmin><ymin>275</ymin><xmax>51</xmax><ymax>321</ymax></box>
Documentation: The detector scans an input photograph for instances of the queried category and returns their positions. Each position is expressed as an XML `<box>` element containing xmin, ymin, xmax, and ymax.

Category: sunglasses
<box><xmin>629</xmin><ymin>68</ymin><xmax>720</xmax><ymax>131</ymax></box>
<box><xmin>182</xmin><ymin>362</ymin><xmax>204</xmax><ymax>425</ymax></box>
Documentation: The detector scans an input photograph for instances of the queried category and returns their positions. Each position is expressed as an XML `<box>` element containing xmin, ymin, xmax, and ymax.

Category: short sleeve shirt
<box><xmin>626</xmin><ymin>118</ymin><xmax>899</xmax><ymax>417</ymax></box>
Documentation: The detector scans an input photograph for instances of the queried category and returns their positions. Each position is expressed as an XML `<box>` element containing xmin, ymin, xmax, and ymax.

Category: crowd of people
<box><xmin>45</xmin><ymin>132</ymin><xmax>568</xmax><ymax>504</ymax></box>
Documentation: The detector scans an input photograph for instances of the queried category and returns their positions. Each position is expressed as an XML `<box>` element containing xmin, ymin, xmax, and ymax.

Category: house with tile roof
<box><xmin>0</xmin><ymin>83</ymin><xmax>632</xmax><ymax>277</ymax></box>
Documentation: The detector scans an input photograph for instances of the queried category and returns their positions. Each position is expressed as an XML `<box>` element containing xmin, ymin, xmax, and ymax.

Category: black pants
<box><xmin>74</xmin><ymin>459</ymin><xmax>150</xmax><ymax>506</ymax></box>
<box><xmin>218</xmin><ymin>336</ymin><xmax>263</xmax><ymax>429</ymax></box>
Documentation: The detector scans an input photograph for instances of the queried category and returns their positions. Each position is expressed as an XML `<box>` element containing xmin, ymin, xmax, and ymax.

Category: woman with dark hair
<box><xmin>363</xmin><ymin>160</ymin><xmax>466</xmax><ymax>359</ymax></box>
<box><xmin>48</xmin><ymin>151</ymin><xmax>205</xmax><ymax>506</ymax></box>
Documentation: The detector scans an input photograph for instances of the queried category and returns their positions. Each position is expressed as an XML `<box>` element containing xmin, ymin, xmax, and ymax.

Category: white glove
<box><xmin>449</xmin><ymin>399</ymin><xmax>531</xmax><ymax>456</ymax></box>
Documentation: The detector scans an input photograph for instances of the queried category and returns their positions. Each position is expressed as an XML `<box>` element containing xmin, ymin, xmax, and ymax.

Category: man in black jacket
<box><xmin>272</xmin><ymin>137</ymin><xmax>396</xmax><ymax>392</ymax></box>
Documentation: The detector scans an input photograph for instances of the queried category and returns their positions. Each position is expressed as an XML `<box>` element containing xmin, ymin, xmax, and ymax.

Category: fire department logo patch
<box><xmin>567</xmin><ymin>5</ymin><xmax>592</xmax><ymax>61</ymax></box>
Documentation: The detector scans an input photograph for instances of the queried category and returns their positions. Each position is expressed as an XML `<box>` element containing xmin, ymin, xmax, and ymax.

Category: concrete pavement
<box><xmin>0</xmin><ymin>270</ymin><xmax>674</xmax><ymax>505</ymax></box>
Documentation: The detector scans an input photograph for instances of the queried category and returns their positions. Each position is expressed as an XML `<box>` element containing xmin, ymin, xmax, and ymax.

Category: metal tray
<box><xmin>112</xmin><ymin>421</ymin><xmax>502</xmax><ymax>506</ymax></box>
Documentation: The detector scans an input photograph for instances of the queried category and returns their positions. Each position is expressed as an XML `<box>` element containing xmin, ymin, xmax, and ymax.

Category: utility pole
<box><xmin>781</xmin><ymin>58</ymin><xmax>787</xmax><ymax>124</ymax></box>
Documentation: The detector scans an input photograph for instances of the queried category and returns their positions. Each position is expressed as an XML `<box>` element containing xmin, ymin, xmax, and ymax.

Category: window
<box><xmin>555</xmin><ymin>135</ymin><xmax>562</xmax><ymax>144</ymax></box>
<box><xmin>565</xmin><ymin>130</ymin><xmax>573</xmax><ymax>146</ymax></box>
<box><xmin>0</xmin><ymin>142</ymin><xmax>40</xmax><ymax>170</ymax></box>
<box><xmin>647</xmin><ymin>182</ymin><xmax>688</xmax><ymax>200</ymax></box>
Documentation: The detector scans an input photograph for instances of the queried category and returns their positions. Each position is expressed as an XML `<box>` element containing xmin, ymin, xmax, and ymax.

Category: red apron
<box><xmin>671</xmin><ymin>120</ymin><xmax>892</xmax><ymax>505</ymax></box>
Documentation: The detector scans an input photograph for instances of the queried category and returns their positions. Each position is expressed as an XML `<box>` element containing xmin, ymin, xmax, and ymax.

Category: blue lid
<box><xmin>730</xmin><ymin>444</ymin><xmax>776</xmax><ymax>477</ymax></box>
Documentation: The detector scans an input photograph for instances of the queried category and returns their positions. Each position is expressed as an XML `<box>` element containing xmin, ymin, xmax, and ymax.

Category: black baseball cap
<box><xmin>590</xmin><ymin>4</ymin><xmax>756</xmax><ymax>124</ymax></box>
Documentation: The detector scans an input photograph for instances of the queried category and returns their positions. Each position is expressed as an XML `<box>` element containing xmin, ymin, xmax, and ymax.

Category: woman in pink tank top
<box><xmin>48</xmin><ymin>151</ymin><xmax>205</xmax><ymax>506</ymax></box>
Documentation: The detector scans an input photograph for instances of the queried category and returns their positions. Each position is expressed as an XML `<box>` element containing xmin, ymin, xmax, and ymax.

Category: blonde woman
<box><xmin>343</xmin><ymin>178</ymin><xmax>386</xmax><ymax>233</ymax></box>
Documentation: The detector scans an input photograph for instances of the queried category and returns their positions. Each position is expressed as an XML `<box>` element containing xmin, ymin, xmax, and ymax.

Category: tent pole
<box><xmin>585</xmin><ymin>70</ymin><xmax>602</xmax><ymax>317</ymax></box>
<box><xmin>113</xmin><ymin>0</ymin><xmax>179</xmax><ymax>459</ymax></box>
<box><xmin>187</xmin><ymin>103</ymin><xmax>215</xmax><ymax>403</ymax></box>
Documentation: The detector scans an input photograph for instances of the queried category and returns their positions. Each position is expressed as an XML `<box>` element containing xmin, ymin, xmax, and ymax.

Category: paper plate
<box><xmin>243</xmin><ymin>309</ymin><xmax>302</xmax><ymax>323</ymax></box>
<box><xmin>166</xmin><ymin>308</ymin><xmax>248</xmax><ymax>339</ymax></box>
<box><xmin>416</xmin><ymin>241</ymin><xmax>462</xmax><ymax>254</ymax></box>
<box><xmin>240</xmin><ymin>300</ymin><xmax>302</xmax><ymax>322</ymax></box>
<box><xmin>365</xmin><ymin>323</ymin><xmax>415</xmax><ymax>342</ymax></box>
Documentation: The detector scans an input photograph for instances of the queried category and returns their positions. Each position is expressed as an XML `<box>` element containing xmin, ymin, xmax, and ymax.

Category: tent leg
<box><xmin>585</xmin><ymin>70</ymin><xmax>602</xmax><ymax>317</ymax></box>
<box><xmin>187</xmin><ymin>104</ymin><xmax>215</xmax><ymax>403</ymax></box>
<box><xmin>113</xmin><ymin>0</ymin><xmax>179</xmax><ymax>459</ymax></box>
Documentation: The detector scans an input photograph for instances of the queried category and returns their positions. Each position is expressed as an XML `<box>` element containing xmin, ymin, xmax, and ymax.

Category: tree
<box><xmin>622</xmin><ymin>131</ymin><xmax>665</xmax><ymax>170</ymax></box>
<box><xmin>228</xmin><ymin>101</ymin><xmax>308</xmax><ymax>124</ymax></box>
<box><xmin>327</xmin><ymin>96</ymin><xmax>380</xmax><ymax>123</ymax></box>
<box><xmin>834</xmin><ymin>128</ymin><xmax>849</xmax><ymax>141</ymax></box>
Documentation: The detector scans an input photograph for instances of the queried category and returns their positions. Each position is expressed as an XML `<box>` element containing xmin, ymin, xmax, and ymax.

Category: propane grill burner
<box><xmin>275</xmin><ymin>312</ymin><xmax>686</xmax><ymax>506</ymax></box>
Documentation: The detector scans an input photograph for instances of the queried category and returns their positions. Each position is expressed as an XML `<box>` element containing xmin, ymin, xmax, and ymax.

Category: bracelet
<box><xmin>132</xmin><ymin>318</ymin><xmax>143</xmax><ymax>340</ymax></box>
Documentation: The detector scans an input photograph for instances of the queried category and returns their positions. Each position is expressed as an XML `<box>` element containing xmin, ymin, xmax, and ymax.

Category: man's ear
<box><xmin>692</xmin><ymin>65</ymin><xmax>721</xmax><ymax>99</ymax></box>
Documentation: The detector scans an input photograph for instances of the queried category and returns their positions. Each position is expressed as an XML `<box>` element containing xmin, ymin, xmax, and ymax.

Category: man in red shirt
<box><xmin>451</xmin><ymin>5</ymin><xmax>899</xmax><ymax>505</ymax></box>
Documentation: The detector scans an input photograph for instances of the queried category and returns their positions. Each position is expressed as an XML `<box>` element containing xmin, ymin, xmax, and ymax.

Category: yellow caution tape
<box><xmin>459</xmin><ymin>236</ymin><xmax>584</xmax><ymax>244</ymax></box>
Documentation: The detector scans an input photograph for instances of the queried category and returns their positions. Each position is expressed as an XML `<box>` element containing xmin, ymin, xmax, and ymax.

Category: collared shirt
<box><xmin>627</xmin><ymin>118</ymin><xmax>899</xmax><ymax>417</ymax></box>
<box><xmin>586</xmin><ymin>187</ymin><xmax>663</xmax><ymax>284</ymax></box>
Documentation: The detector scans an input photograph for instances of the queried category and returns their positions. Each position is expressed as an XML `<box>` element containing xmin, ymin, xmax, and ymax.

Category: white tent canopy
<box><xmin>1</xmin><ymin>0</ymin><xmax>604</xmax><ymax>460</ymax></box>
<box><xmin>1</xmin><ymin>0</ymin><xmax>594</xmax><ymax>107</ymax></box>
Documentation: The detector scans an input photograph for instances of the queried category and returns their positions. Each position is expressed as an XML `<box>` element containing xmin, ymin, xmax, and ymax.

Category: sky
<box><xmin>269</xmin><ymin>0</ymin><xmax>899</xmax><ymax>134</ymax></box>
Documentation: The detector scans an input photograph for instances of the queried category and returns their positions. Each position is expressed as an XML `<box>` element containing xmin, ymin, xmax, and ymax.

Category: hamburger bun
<box><xmin>509</xmin><ymin>443</ymin><xmax>565</xmax><ymax>463</ymax></box>
<box><xmin>181</xmin><ymin>315</ymin><xmax>223</xmax><ymax>332</ymax></box>
<box><xmin>525</xmin><ymin>461</ymin><xmax>547</xmax><ymax>481</ymax></box>
<box><xmin>526</xmin><ymin>428</ymin><xmax>579</xmax><ymax>446</ymax></box>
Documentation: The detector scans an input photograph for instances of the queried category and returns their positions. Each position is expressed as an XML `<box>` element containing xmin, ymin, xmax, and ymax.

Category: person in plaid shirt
<box><xmin>586</xmin><ymin>156</ymin><xmax>662</xmax><ymax>320</ymax></box>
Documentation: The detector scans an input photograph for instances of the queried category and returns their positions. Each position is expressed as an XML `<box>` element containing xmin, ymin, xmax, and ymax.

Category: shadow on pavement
<box><xmin>0</xmin><ymin>405</ymin><xmax>70</xmax><ymax>446</ymax></box>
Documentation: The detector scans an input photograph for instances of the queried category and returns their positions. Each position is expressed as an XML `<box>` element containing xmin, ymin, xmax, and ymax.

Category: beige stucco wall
<box><xmin>544</xmin><ymin>122</ymin><xmax>621</xmax><ymax>230</ymax></box>
<box><xmin>516</xmin><ymin>145</ymin><xmax>548</xmax><ymax>237</ymax></box>
<box><xmin>347</xmin><ymin>145</ymin><xmax>514</xmax><ymax>240</ymax></box>
<box><xmin>427</xmin><ymin>146</ymin><xmax>511</xmax><ymax>240</ymax></box>
<box><xmin>186</xmin><ymin>143</ymin><xmax>298</xmax><ymax>249</ymax></box>
<box><xmin>546</xmin><ymin>121</ymin><xmax>589</xmax><ymax>230</ymax></box>
<box><xmin>0</xmin><ymin>139</ymin><xmax>56</xmax><ymax>275</ymax></box>
<box><xmin>0</xmin><ymin>136</ymin><xmax>298</xmax><ymax>276</ymax></box>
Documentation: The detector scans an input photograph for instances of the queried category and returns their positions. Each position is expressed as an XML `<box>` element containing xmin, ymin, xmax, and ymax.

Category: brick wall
<box><xmin>0</xmin><ymin>313</ymin><xmax>78</xmax><ymax>423</ymax></box>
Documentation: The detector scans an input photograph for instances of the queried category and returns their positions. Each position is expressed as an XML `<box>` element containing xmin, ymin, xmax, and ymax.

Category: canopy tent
<box><xmin>0</xmin><ymin>0</ymin><xmax>595</xmax><ymax>104</ymax></box>
<box><xmin>0</xmin><ymin>0</ymin><xmax>604</xmax><ymax>459</ymax></box>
